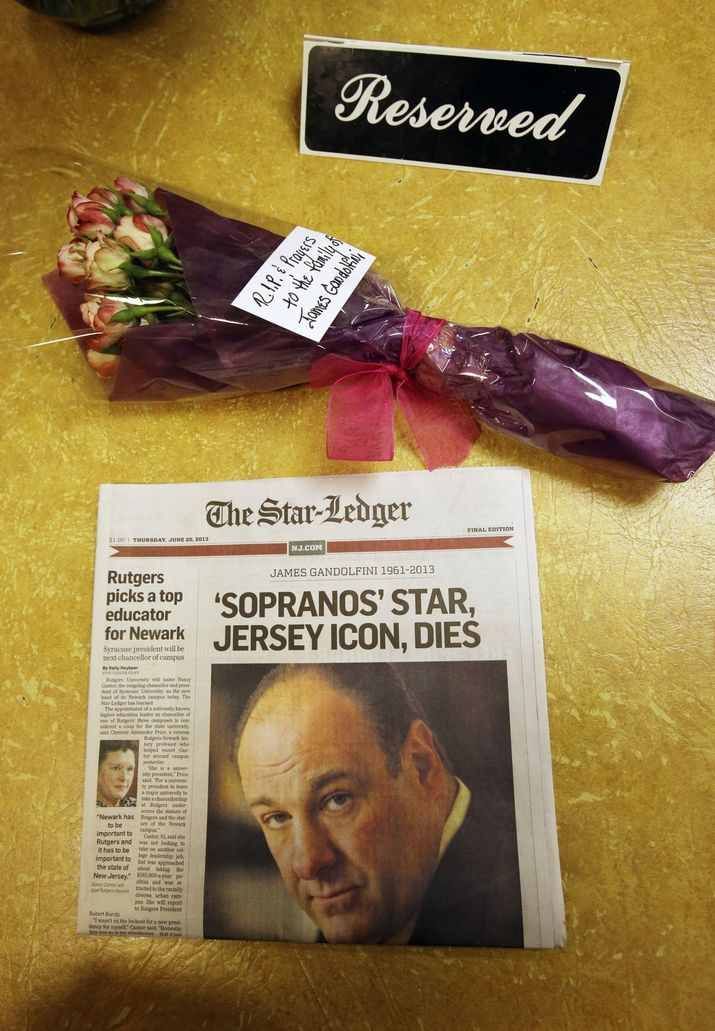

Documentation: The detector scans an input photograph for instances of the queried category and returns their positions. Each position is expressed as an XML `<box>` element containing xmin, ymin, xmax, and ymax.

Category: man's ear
<box><xmin>401</xmin><ymin>719</ymin><xmax>443</xmax><ymax>791</ymax></box>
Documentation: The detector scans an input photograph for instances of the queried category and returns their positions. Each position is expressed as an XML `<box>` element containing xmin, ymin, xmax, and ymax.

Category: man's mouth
<box><xmin>308</xmin><ymin>885</ymin><xmax>364</xmax><ymax>923</ymax></box>
<box><xmin>310</xmin><ymin>886</ymin><xmax>358</xmax><ymax>903</ymax></box>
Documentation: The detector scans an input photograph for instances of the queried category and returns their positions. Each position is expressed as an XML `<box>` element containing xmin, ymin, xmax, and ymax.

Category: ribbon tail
<box><xmin>398</xmin><ymin>381</ymin><xmax>480</xmax><ymax>470</ymax></box>
<box><xmin>325</xmin><ymin>371</ymin><xmax>397</xmax><ymax>462</ymax></box>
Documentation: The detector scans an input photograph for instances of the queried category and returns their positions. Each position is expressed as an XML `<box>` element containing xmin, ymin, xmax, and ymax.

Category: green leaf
<box><xmin>148</xmin><ymin>225</ymin><xmax>164</xmax><ymax>249</ymax></box>
<box><xmin>157</xmin><ymin>245</ymin><xmax>181</xmax><ymax>265</ymax></box>
<box><xmin>109</xmin><ymin>308</ymin><xmax>138</xmax><ymax>324</ymax></box>
<box><xmin>144</xmin><ymin>194</ymin><xmax>168</xmax><ymax>218</ymax></box>
<box><xmin>130</xmin><ymin>247</ymin><xmax>157</xmax><ymax>261</ymax></box>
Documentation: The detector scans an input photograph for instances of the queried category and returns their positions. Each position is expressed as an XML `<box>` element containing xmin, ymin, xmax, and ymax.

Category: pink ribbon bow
<box><xmin>310</xmin><ymin>309</ymin><xmax>480</xmax><ymax>470</ymax></box>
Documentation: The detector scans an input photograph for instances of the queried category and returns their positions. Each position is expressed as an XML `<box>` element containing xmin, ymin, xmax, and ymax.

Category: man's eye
<box><xmin>262</xmin><ymin>812</ymin><xmax>290</xmax><ymax>829</ymax></box>
<box><xmin>323</xmin><ymin>792</ymin><xmax>352</xmax><ymax>812</ymax></box>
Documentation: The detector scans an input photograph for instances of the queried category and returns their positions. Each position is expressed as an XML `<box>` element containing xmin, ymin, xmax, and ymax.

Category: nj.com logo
<box><xmin>288</xmin><ymin>540</ymin><xmax>326</xmax><ymax>556</ymax></box>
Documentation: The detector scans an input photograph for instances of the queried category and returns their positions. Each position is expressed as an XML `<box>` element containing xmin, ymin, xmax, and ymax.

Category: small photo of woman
<box><xmin>96</xmin><ymin>739</ymin><xmax>139</xmax><ymax>808</ymax></box>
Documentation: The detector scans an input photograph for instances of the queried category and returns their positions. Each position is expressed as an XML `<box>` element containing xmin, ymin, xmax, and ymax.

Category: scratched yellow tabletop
<box><xmin>1</xmin><ymin>1</ymin><xmax>713</xmax><ymax>1028</ymax></box>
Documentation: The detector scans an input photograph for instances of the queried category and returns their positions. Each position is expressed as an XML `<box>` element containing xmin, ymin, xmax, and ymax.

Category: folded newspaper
<box><xmin>78</xmin><ymin>468</ymin><xmax>565</xmax><ymax>947</ymax></box>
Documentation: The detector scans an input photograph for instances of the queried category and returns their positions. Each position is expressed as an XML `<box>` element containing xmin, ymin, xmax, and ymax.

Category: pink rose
<box><xmin>81</xmin><ymin>295</ymin><xmax>133</xmax><ymax>351</ymax></box>
<box><xmin>67</xmin><ymin>191</ymin><xmax>115</xmax><ymax>240</ymax></box>
<box><xmin>115</xmin><ymin>213</ymin><xmax>169</xmax><ymax>252</ymax></box>
<box><xmin>80</xmin><ymin>296</ymin><xmax>133</xmax><ymax>348</ymax></box>
<box><xmin>85</xmin><ymin>349</ymin><xmax>120</xmax><ymax>379</ymax></box>
<box><xmin>57</xmin><ymin>239</ymin><xmax>87</xmax><ymax>282</ymax></box>
<box><xmin>85</xmin><ymin>238</ymin><xmax>131</xmax><ymax>291</ymax></box>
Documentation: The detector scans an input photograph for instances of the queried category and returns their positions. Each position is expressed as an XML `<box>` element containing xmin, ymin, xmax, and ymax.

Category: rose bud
<box><xmin>87</xmin><ymin>186</ymin><xmax>123</xmax><ymax>208</ymax></box>
<box><xmin>57</xmin><ymin>239</ymin><xmax>88</xmax><ymax>282</ymax></box>
<box><xmin>114</xmin><ymin>176</ymin><xmax>149</xmax><ymax>198</ymax></box>
<box><xmin>67</xmin><ymin>191</ymin><xmax>115</xmax><ymax>239</ymax></box>
<box><xmin>115</xmin><ymin>213</ymin><xmax>169</xmax><ymax>252</ymax></box>
<box><xmin>84</xmin><ymin>238</ymin><xmax>131</xmax><ymax>291</ymax></box>
<box><xmin>114</xmin><ymin>176</ymin><xmax>152</xmax><ymax>212</ymax></box>
<box><xmin>85</xmin><ymin>349</ymin><xmax>120</xmax><ymax>379</ymax></box>
<box><xmin>66</xmin><ymin>192</ymin><xmax>91</xmax><ymax>232</ymax></box>
<box><xmin>114</xmin><ymin>176</ymin><xmax>168</xmax><ymax>219</ymax></box>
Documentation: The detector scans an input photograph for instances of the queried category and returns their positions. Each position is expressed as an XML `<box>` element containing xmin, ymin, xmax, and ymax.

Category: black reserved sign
<box><xmin>301</xmin><ymin>38</ymin><xmax>629</xmax><ymax>184</ymax></box>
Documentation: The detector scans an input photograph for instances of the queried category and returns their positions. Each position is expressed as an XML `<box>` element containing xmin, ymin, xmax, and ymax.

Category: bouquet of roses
<box><xmin>50</xmin><ymin>175</ymin><xmax>715</xmax><ymax>481</ymax></box>
<box><xmin>55</xmin><ymin>177</ymin><xmax>196</xmax><ymax>380</ymax></box>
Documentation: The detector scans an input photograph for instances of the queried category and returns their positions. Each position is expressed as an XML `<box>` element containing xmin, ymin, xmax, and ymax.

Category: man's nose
<box><xmin>291</xmin><ymin>819</ymin><xmax>338</xmax><ymax>880</ymax></box>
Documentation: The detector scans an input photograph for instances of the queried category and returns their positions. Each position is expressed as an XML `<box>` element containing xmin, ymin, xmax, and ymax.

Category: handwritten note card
<box><xmin>231</xmin><ymin>226</ymin><xmax>375</xmax><ymax>342</ymax></box>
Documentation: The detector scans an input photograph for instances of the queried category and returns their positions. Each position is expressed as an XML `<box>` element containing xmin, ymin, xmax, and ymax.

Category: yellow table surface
<box><xmin>1</xmin><ymin>1</ymin><xmax>713</xmax><ymax>1028</ymax></box>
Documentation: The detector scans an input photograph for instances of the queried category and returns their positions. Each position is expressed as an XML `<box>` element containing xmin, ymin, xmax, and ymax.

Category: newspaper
<box><xmin>78</xmin><ymin>468</ymin><xmax>565</xmax><ymax>947</ymax></box>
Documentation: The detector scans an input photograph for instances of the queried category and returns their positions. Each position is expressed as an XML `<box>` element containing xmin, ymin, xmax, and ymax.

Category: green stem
<box><xmin>110</xmin><ymin>300</ymin><xmax>192</xmax><ymax>324</ymax></box>
<box><xmin>129</xmin><ymin>267</ymin><xmax>186</xmax><ymax>280</ymax></box>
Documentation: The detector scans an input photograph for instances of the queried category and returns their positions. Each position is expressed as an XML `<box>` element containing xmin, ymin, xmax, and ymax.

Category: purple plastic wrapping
<box><xmin>49</xmin><ymin>184</ymin><xmax>715</xmax><ymax>482</ymax></box>
<box><xmin>417</xmin><ymin>324</ymin><xmax>715</xmax><ymax>482</ymax></box>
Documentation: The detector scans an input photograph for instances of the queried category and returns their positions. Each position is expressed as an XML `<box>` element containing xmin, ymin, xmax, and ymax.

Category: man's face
<box><xmin>97</xmin><ymin>749</ymin><xmax>135</xmax><ymax>805</ymax></box>
<box><xmin>238</xmin><ymin>671</ymin><xmax>441</xmax><ymax>944</ymax></box>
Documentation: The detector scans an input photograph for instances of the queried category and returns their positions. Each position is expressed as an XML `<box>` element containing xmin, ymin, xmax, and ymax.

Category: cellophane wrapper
<box><xmin>40</xmin><ymin>169</ymin><xmax>715</xmax><ymax>482</ymax></box>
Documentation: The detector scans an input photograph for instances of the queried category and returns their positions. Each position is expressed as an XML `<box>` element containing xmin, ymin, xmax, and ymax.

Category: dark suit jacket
<box><xmin>409</xmin><ymin>789</ymin><xmax>524</xmax><ymax>947</ymax></box>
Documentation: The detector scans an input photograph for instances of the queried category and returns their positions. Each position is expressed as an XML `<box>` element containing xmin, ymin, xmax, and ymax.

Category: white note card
<box><xmin>231</xmin><ymin>226</ymin><xmax>376</xmax><ymax>342</ymax></box>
